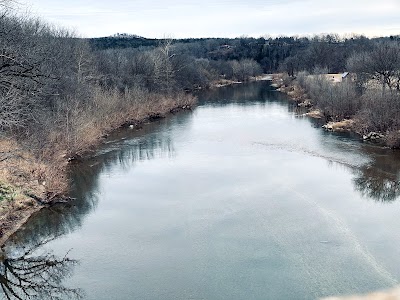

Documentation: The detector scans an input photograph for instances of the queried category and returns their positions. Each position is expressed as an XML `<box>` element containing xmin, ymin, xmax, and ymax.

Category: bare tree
<box><xmin>0</xmin><ymin>87</ymin><xmax>33</xmax><ymax>130</ymax></box>
<box><xmin>346</xmin><ymin>51</ymin><xmax>371</xmax><ymax>92</ymax></box>
<box><xmin>369</xmin><ymin>41</ymin><xmax>400</xmax><ymax>91</ymax></box>
<box><xmin>151</xmin><ymin>38</ymin><xmax>177</xmax><ymax>93</ymax></box>
<box><xmin>347</xmin><ymin>41</ymin><xmax>400</xmax><ymax>92</ymax></box>
<box><xmin>0</xmin><ymin>0</ymin><xmax>16</xmax><ymax>9</ymax></box>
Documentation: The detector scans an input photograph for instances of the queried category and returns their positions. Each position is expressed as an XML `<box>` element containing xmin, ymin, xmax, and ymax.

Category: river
<box><xmin>2</xmin><ymin>81</ymin><xmax>400</xmax><ymax>299</ymax></box>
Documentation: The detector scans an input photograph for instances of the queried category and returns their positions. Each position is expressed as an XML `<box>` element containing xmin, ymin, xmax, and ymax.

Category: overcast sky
<box><xmin>20</xmin><ymin>0</ymin><xmax>400</xmax><ymax>38</ymax></box>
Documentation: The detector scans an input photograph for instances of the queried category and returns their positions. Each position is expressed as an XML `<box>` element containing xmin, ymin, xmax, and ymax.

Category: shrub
<box><xmin>299</xmin><ymin>75</ymin><xmax>361</xmax><ymax>120</ymax></box>
<box><xmin>386</xmin><ymin>131</ymin><xmax>400</xmax><ymax>149</ymax></box>
<box><xmin>0</xmin><ymin>183</ymin><xmax>15</xmax><ymax>202</ymax></box>
<box><xmin>356</xmin><ymin>90</ymin><xmax>400</xmax><ymax>133</ymax></box>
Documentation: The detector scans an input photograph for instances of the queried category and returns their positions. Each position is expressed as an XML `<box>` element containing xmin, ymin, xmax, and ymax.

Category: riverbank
<box><xmin>210</xmin><ymin>74</ymin><xmax>272</xmax><ymax>88</ymax></box>
<box><xmin>271</xmin><ymin>73</ymin><xmax>398</xmax><ymax>146</ymax></box>
<box><xmin>272</xmin><ymin>73</ymin><xmax>329</xmax><ymax>119</ymax></box>
<box><xmin>0</xmin><ymin>93</ymin><xmax>196</xmax><ymax>247</ymax></box>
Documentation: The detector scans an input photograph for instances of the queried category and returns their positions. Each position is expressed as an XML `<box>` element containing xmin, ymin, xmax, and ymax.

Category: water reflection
<box><xmin>230</xmin><ymin>82</ymin><xmax>400</xmax><ymax>203</ymax></box>
<box><xmin>6</xmin><ymin>123</ymin><xmax>180</xmax><ymax>247</ymax></box>
<box><xmin>6</xmin><ymin>113</ymin><xmax>188</xmax><ymax>244</ymax></box>
<box><xmin>1</xmin><ymin>112</ymin><xmax>190</xmax><ymax>299</ymax></box>
<box><xmin>70</xmin><ymin>112</ymin><xmax>190</xmax><ymax>198</ymax></box>
<box><xmin>353</xmin><ymin>147</ymin><xmax>400</xmax><ymax>202</ymax></box>
<box><xmin>0</xmin><ymin>237</ymin><xmax>82</xmax><ymax>300</ymax></box>
<box><xmin>318</xmin><ymin>129</ymin><xmax>400</xmax><ymax>202</ymax></box>
<box><xmin>197</xmin><ymin>81</ymin><xmax>287</xmax><ymax>106</ymax></box>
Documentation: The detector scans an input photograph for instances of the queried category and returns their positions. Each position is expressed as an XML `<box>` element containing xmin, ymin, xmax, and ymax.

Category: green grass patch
<box><xmin>0</xmin><ymin>183</ymin><xmax>16</xmax><ymax>203</ymax></box>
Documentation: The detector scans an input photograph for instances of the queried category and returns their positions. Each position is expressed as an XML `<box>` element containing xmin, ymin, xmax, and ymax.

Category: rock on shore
<box><xmin>362</xmin><ymin>132</ymin><xmax>385</xmax><ymax>141</ymax></box>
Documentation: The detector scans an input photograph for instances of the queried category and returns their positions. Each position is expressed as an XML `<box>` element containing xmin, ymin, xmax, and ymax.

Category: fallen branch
<box><xmin>24</xmin><ymin>192</ymin><xmax>75</xmax><ymax>207</ymax></box>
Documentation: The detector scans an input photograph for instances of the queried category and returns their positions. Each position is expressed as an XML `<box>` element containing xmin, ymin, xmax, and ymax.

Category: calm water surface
<box><xmin>2</xmin><ymin>82</ymin><xmax>400</xmax><ymax>299</ymax></box>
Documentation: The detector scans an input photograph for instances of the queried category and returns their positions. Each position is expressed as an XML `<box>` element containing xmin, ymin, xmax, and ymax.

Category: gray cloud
<box><xmin>21</xmin><ymin>0</ymin><xmax>400</xmax><ymax>38</ymax></box>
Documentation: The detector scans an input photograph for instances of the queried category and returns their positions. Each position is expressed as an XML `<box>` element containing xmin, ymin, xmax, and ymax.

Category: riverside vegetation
<box><xmin>0</xmin><ymin>1</ymin><xmax>400</xmax><ymax>244</ymax></box>
<box><xmin>273</xmin><ymin>40</ymin><xmax>400</xmax><ymax>148</ymax></box>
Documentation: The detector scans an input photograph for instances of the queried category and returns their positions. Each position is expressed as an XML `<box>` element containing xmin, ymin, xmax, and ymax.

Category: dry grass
<box><xmin>212</xmin><ymin>78</ymin><xmax>242</xmax><ymax>87</ymax></box>
<box><xmin>0</xmin><ymin>139</ymin><xmax>45</xmax><ymax>243</ymax></box>
<box><xmin>46</xmin><ymin>88</ymin><xmax>196</xmax><ymax>160</ymax></box>
<box><xmin>287</xmin><ymin>85</ymin><xmax>308</xmax><ymax>102</ymax></box>
<box><xmin>306</xmin><ymin>109</ymin><xmax>324</xmax><ymax>119</ymax></box>
<box><xmin>2</xmin><ymin>89</ymin><xmax>196</xmax><ymax>201</ymax></box>
<box><xmin>323</xmin><ymin>119</ymin><xmax>355</xmax><ymax>132</ymax></box>
<box><xmin>0</xmin><ymin>139</ymin><xmax>48</xmax><ymax>197</ymax></box>
<box><xmin>0</xmin><ymin>89</ymin><xmax>196</xmax><ymax>245</ymax></box>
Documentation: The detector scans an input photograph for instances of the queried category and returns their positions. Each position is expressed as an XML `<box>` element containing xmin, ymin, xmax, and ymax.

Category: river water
<box><xmin>2</xmin><ymin>81</ymin><xmax>400</xmax><ymax>299</ymax></box>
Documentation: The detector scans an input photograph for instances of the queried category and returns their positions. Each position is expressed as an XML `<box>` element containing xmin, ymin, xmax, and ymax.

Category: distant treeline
<box><xmin>89</xmin><ymin>34</ymin><xmax>400</xmax><ymax>73</ymax></box>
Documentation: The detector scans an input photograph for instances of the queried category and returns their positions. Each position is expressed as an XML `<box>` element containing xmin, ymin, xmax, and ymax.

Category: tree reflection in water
<box><xmin>312</xmin><ymin>118</ymin><xmax>400</xmax><ymax>203</ymax></box>
<box><xmin>0</xmin><ymin>236</ymin><xmax>82</xmax><ymax>300</ymax></box>
<box><xmin>196</xmin><ymin>80</ymin><xmax>284</xmax><ymax>106</ymax></box>
<box><xmin>352</xmin><ymin>151</ymin><xmax>400</xmax><ymax>202</ymax></box>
